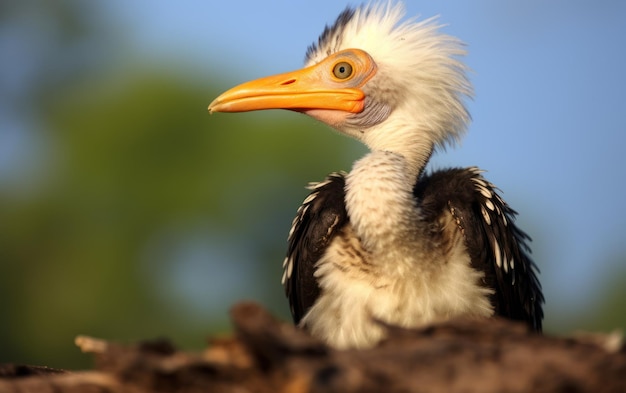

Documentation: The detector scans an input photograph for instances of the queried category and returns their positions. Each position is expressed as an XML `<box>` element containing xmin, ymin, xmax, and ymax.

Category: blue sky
<box><xmin>3</xmin><ymin>1</ymin><xmax>626</xmax><ymax>324</ymax></box>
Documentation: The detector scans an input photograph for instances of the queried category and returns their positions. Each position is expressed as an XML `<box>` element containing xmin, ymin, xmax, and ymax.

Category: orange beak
<box><xmin>208</xmin><ymin>63</ymin><xmax>366</xmax><ymax>114</ymax></box>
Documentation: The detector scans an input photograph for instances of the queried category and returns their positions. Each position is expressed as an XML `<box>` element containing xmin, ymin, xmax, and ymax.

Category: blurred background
<box><xmin>1</xmin><ymin>1</ymin><xmax>625</xmax><ymax>369</ymax></box>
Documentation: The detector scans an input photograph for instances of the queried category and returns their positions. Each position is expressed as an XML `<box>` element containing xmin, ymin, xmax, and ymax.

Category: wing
<box><xmin>415</xmin><ymin>167</ymin><xmax>544</xmax><ymax>331</ymax></box>
<box><xmin>282</xmin><ymin>172</ymin><xmax>348</xmax><ymax>324</ymax></box>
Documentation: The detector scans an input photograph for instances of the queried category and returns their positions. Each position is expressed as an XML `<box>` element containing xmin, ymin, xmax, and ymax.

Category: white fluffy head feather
<box><xmin>306</xmin><ymin>2</ymin><xmax>472</xmax><ymax>155</ymax></box>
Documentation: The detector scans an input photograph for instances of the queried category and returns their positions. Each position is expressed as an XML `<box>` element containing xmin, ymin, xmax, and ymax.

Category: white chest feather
<box><xmin>300</xmin><ymin>152</ymin><xmax>494</xmax><ymax>349</ymax></box>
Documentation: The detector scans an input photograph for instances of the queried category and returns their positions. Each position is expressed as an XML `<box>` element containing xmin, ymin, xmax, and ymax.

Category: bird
<box><xmin>208</xmin><ymin>1</ymin><xmax>544</xmax><ymax>349</ymax></box>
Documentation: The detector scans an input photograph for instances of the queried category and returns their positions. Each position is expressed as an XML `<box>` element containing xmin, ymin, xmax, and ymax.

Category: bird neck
<box><xmin>360</xmin><ymin>120</ymin><xmax>435</xmax><ymax>184</ymax></box>
<box><xmin>401</xmin><ymin>143</ymin><xmax>433</xmax><ymax>184</ymax></box>
<box><xmin>345</xmin><ymin>150</ymin><xmax>426</xmax><ymax>257</ymax></box>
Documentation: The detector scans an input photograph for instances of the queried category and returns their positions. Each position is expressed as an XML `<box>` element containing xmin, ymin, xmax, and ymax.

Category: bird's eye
<box><xmin>332</xmin><ymin>62</ymin><xmax>353</xmax><ymax>80</ymax></box>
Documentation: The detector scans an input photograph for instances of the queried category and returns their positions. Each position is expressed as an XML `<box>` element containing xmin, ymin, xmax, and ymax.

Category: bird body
<box><xmin>284</xmin><ymin>165</ymin><xmax>539</xmax><ymax>349</ymax></box>
<box><xmin>209</xmin><ymin>2</ymin><xmax>543</xmax><ymax>349</ymax></box>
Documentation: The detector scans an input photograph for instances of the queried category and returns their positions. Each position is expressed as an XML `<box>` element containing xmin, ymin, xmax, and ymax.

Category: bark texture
<box><xmin>1</xmin><ymin>302</ymin><xmax>624</xmax><ymax>393</ymax></box>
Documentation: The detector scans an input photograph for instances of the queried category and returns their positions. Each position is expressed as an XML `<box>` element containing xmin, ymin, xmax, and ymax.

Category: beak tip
<box><xmin>208</xmin><ymin>99</ymin><xmax>219</xmax><ymax>113</ymax></box>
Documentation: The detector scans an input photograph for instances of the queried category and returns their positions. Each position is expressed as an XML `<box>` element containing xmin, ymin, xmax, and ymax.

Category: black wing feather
<box><xmin>415</xmin><ymin>167</ymin><xmax>544</xmax><ymax>331</ymax></box>
<box><xmin>283</xmin><ymin>172</ymin><xmax>348</xmax><ymax>324</ymax></box>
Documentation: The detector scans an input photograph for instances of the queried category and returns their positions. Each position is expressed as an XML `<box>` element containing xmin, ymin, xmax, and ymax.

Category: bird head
<box><xmin>209</xmin><ymin>2</ymin><xmax>471</xmax><ymax>159</ymax></box>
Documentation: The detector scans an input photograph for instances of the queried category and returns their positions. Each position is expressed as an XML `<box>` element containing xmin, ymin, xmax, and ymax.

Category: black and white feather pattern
<box><xmin>282</xmin><ymin>167</ymin><xmax>544</xmax><ymax>331</ymax></box>
<box><xmin>282</xmin><ymin>172</ymin><xmax>348</xmax><ymax>324</ymax></box>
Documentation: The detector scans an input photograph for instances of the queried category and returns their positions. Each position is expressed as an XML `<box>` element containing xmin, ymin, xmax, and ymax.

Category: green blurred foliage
<box><xmin>0</xmin><ymin>0</ymin><xmax>360</xmax><ymax>368</ymax></box>
<box><xmin>0</xmin><ymin>0</ymin><xmax>624</xmax><ymax>371</ymax></box>
<box><xmin>0</xmin><ymin>67</ymin><xmax>357</xmax><ymax>368</ymax></box>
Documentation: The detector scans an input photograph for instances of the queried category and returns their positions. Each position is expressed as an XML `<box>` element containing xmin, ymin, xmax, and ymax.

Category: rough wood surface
<box><xmin>1</xmin><ymin>302</ymin><xmax>624</xmax><ymax>393</ymax></box>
